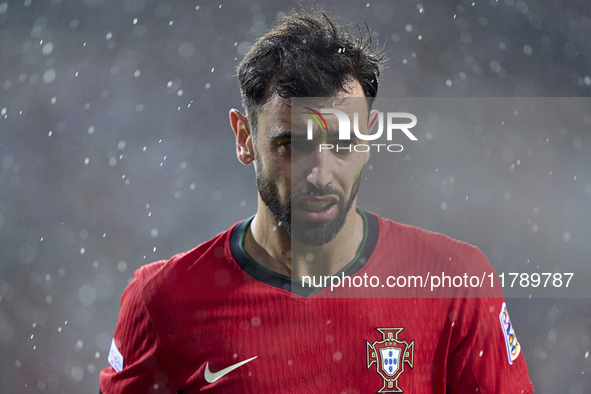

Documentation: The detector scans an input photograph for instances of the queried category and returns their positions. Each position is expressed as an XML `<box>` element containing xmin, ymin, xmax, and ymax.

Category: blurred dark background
<box><xmin>0</xmin><ymin>0</ymin><xmax>590</xmax><ymax>392</ymax></box>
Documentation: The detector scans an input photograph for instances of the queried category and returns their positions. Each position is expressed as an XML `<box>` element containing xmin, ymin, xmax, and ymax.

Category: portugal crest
<box><xmin>367</xmin><ymin>328</ymin><xmax>414</xmax><ymax>393</ymax></box>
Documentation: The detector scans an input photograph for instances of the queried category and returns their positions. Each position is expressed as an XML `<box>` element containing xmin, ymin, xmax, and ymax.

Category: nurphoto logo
<box><xmin>303</xmin><ymin>107</ymin><xmax>418</xmax><ymax>153</ymax></box>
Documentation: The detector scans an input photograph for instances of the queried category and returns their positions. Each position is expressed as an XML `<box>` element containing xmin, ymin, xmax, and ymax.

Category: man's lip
<box><xmin>296</xmin><ymin>196</ymin><xmax>339</xmax><ymax>204</ymax></box>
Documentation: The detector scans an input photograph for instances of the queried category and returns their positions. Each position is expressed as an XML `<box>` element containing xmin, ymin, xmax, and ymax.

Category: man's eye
<box><xmin>283</xmin><ymin>140</ymin><xmax>305</xmax><ymax>151</ymax></box>
<box><xmin>291</xmin><ymin>140</ymin><xmax>305</xmax><ymax>150</ymax></box>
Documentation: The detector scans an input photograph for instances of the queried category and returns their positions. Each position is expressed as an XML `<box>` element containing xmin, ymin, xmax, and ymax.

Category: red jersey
<box><xmin>99</xmin><ymin>210</ymin><xmax>533</xmax><ymax>393</ymax></box>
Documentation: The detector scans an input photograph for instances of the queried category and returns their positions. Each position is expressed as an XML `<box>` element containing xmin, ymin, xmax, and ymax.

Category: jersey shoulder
<box><xmin>132</xmin><ymin>223</ymin><xmax>242</xmax><ymax>304</ymax></box>
<box><xmin>373</xmin><ymin>213</ymin><xmax>493</xmax><ymax>273</ymax></box>
<box><xmin>133</xmin><ymin>230</ymin><xmax>223</xmax><ymax>283</ymax></box>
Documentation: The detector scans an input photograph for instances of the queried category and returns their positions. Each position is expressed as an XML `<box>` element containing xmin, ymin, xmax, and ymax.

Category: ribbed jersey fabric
<box><xmin>99</xmin><ymin>210</ymin><xmax>533</xmax><ymax>394</ymax></box>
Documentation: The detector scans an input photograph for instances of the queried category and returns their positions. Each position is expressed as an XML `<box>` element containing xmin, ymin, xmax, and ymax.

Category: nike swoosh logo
<box><xmin>204</xmin><ymin>356</ymin><xmax>257</xmax><ymax>383</ymax></box>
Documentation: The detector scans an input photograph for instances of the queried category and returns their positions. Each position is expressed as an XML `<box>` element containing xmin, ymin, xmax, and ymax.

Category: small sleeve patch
<box><xmin>108</xmin><ymin>338</ymin><xmax>124</xmax><ymax>372</ymax></box>
<box><xmin>498</xmin><ymin>302</ymin><xmax>521</xmax><ymax>365</ymax></box>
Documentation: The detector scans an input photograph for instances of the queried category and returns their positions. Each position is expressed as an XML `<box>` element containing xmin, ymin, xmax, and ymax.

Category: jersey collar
<box><xmin>229</xmin><ymin>208</ymin><xmax>379</xmax><ymax>297</ymax></box>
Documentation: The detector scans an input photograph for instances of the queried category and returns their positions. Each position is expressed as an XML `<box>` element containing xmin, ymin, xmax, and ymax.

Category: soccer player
<box><xmin>99</xmin><ymin>10</ymin><xmax>534</xmax><ymax>393</ymax></box>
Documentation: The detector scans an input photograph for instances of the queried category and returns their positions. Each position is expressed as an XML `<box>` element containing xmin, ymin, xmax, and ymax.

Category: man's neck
<box><xmin>243</xmin><ymin>199</ymin><xmax>365</xmax><ymax>280</ymax></box>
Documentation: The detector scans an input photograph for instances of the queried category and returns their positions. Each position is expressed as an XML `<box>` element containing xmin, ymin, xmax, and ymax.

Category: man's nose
<box><xmin>306</xmin><ymin>149</ymin><xmax>333</xmax><ymax>189</ymax></box>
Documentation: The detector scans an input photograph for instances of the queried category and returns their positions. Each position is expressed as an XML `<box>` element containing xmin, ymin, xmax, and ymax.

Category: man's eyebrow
<box><xmin>269</xmin><ymin>131</ymin><xmax>311</xmax><ymax>139</ymax></box>
<box><xmin>269</xmin><ymin>131</ymin><xmax>292</xmax><ymax>139</ymax></box>
<box><xmin>269</xmin><ymin>129</ymin><xmax>359</xmax><ymax>140</ymax></box>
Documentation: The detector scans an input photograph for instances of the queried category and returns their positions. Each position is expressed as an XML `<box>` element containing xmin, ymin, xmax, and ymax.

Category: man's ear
<box><xmin>229</xmin><ymin>109</ymin><xmax>255</xmax><ymax>165</ymax></box>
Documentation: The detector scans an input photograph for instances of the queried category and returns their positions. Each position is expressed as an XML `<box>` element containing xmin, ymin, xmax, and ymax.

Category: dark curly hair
<box><xmin>237</xmin><ymin>9</ymin><xmax>386</xmax><ymax>134</ymax></box>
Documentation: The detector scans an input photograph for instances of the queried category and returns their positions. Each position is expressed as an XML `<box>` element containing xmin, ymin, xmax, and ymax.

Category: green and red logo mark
<box><xmin>303</xmin><ymin>107</ymin><xmax>329</xmax><ymax>132</ymax></box>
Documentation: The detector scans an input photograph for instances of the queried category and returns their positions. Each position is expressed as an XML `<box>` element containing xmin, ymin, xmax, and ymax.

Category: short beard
<box><xmin>255</xmin><ymin>151</ymin><xmax>361</xmax><ymax>246</ymax></box>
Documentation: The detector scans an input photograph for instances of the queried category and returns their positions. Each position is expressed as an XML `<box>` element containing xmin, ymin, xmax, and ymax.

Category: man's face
<box><xmin>253</xmin><ymin>81</ymin><xmax>370</xmax><ymax>246</ymax></box>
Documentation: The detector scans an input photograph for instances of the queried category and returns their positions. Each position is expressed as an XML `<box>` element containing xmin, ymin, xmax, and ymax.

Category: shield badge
<box><xmin>367</xmin><ymin>328</ymin><xmax>414</xmax><ymax>393</ymax></box>
<box><xmin>379</xmin><ymin>347</ymin><xmax>401</xmax><ymax>377</ymax></box>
